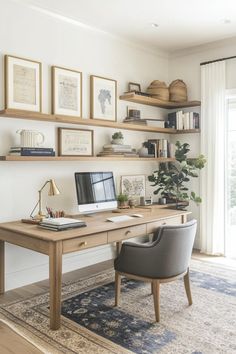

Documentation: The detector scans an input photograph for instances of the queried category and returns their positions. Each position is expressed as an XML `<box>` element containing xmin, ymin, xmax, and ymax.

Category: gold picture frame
<box><xmin>4</xmin><ymin>54</ymin><xmax>42</xmax><ymax>112</ymax></box>
<box><xmin>52</xmin><ymin>66</ymin><xmax>82</xmax><ymax>118</ymax></box>
<box><xmin>90</xmin><ymin>75</ymin><xmax>117</xmax><ymax>121</ymax></box>
<box><xmin>58</xmin><ymin>127</ymin><xmax>94</xmax><ymax>157</ymax></box>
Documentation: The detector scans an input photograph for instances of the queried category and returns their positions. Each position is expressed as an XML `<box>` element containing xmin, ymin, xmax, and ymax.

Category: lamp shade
<box><xmin>48</xmin><ymin>179</ymin><xmax>60</xmax><ymax>196</ymax></box>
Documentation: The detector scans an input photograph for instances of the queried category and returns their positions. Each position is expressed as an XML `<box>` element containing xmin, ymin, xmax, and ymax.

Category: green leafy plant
<box><xmin>117</xmin><ymin>193</ymin><xmax>128</xmax><ymax>202</ymax></box>
<box><xmin>148</xmin><ymin>141</ymin><xmax>206</xmax><ymax>208</ymax></box>
<box><xmin>112</xmin><ymin>131</ymin><xmax>124</xmax><ymax>140</ymax></box>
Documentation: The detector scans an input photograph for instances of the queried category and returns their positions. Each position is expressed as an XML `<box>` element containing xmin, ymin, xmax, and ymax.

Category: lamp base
<box><xmin>21</xmin><ymin>218</ymin><xmax>41</xmax><ymax>224</ymax></box>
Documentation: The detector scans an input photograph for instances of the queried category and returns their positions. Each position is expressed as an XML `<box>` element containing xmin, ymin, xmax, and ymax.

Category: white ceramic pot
<box><xmin>16</xmin><ymin>129</ymin><xmax>45</xmax><ymax>147</ymax></box>
<box><xmin>112</xmin><ymin>138</ymin><xmax>124</xmax><ymax>145</ymax></box>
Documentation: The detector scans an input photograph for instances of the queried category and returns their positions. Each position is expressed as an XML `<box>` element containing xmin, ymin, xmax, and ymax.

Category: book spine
<box><xmin>21</xmin><ymin>151</ymin><xmax>56</xmax><ymax>156</ymax></box>
<box><xmin>21</xmin><ymin>147</ymin><xmax>54</xmax><ymax>152</ymax></box>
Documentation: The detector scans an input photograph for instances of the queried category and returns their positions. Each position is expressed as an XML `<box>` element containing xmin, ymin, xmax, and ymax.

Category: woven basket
<box><xmin>147</xmin><ymin>80</ymin><xmax>169</xmax><ymax>101</ymax></box>
<box><xmin>169</xmin><ymin>79</ymin><xmax>187</xmax><ymax>102</ymax></box>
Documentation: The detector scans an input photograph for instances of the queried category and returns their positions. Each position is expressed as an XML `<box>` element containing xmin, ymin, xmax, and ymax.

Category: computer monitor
<box><xmin>75</xmin><ymin>172</ymin><xmax>117</xmax><ymax>213</ymax></box>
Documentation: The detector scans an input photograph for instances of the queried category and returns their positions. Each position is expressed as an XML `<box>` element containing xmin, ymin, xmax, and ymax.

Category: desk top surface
<box><xmin>0</xmin><ymin>207</ymin><xmax>191</xmax><ymax>242</ymax></box>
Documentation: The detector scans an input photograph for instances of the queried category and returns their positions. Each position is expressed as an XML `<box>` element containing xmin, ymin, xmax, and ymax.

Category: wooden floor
<box><xmin>0</xmin><ymin>260</ymin><xmax>113</xmax><ymax>354</ymax></box>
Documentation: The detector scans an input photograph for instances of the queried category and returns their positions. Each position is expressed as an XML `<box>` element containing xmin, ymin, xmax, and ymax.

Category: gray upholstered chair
<box><xmin>114</xmin><ymin>219</ymin><xmax>197</xmax><ymax>322</ymax></box>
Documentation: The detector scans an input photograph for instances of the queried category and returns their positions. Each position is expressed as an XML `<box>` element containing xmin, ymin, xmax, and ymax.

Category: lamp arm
<box><xmin>30</xmin><ymin>199</ymin><xmax>40</xmax><ymax>219</ymax></box>
<box><xmin>38</xmin><ymin>180</ymin><xmax>51</xmax><ymax>216</ymax></box>
<box><xmin>30</xmin><ymin>180</ymin><xmax>51</xmax><ymax>219</ymax></box>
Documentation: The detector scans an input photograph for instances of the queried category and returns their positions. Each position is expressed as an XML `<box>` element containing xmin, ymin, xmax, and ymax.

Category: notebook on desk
<box><xmin>38</xmin><ymin>217</ymin><xmax>86</xmax><ymax>231</ymax></box>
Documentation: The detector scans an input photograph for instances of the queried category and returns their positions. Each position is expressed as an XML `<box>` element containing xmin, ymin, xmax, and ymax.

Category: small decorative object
<box><xmin>30</xmin><ymin>179</ymin><xmax>60</xmax><ymax>220</ymax></box>
<box><xmin>90</xmin><ymin>75</ymin><xmax>117</xmax><ymax>121</ymax></box>
<box><xmin>138</xmin><ymin>142</ymin><xmax>149</xmax><ymax>157</ymax></box>
<box><xmin>169</xmin><ymin>79</ymin><xmax>188</xmax><ymax>102</ymax></box>
<box><xmin>146</xmin><ymin>80</ymin><xmax>169</xmax><ymax>101</ymax></box>
<box><xmin>148</xmin><ymin>141</ymin><xmax>206</xmax><ymax>209</ymax></box>
<box><xmin>159</xmin><ymin>197</ymin><xmax>166</xmax><ymax>205</ymax></box>
<box><xmin>128</xmin><ymin>198</ymin><xmax>136</xmax><ymax>208</ymax></box>
<box><xmin>16</xmin><ymin>129</ymin><xmax>45</xmax><ymax>147</ymax></box>
<box><xmin>5</xmin><ymin>55</ymin><xmax>42</xmax><ymax>112</ymax></box>
<box><xmin>52</xmin><ymin>66</ymin><xmax>82</xmax><ymax>117</ymax></box>
<box><xmin>139</xmin><ymin>196</ymin><xmax>145</xmax><ymax>206</ymax></box>
<box><xmin>117</xmin><ymin>193</ymin><xmax>129</xmax><ymax>208</ymax></box>
<box><xmin>144</xmin><ymin>197</ymin><xmax>153</xmax><ymax>205</ymax></box>
<box><xmin>111</xmin><ymin>131</ymin><xmax>124</xmax><ymax>145</ymax></box>
<box><xmin>128</xmin><ymin>82</ymin><xmax>141</xmax><ymax>92</ymax></box>
<box><xmin>58</xmin><ymin>127</ymin><xmax>93</xmax><ymax>156</ymax></box>
<box><xmin>121</xmin><ymin>175</ymin><xmax>145</xmax><ymax>204</ymax></box>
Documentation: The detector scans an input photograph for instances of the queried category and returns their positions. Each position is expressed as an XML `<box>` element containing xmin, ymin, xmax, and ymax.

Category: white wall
<box><xmin>169</xmin><ymin>37</ymin><xmax>236</xmax><ymax>248</ymax></box>
<box><xmin>0</xmin><ymin>0</ymin><xmax>170</xmax><ymax>290</ymax></box>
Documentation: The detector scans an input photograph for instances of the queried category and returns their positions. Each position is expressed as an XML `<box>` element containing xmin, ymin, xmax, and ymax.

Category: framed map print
<box><xmin>58</xmin><ymin>127</ymin><xmax>93</xmax><ymax>157</ymax></box>
<box><xmin>4</xmin><ymin>55</ymin><xmax>42</xmax><ymax>112</ymax></box>
<box><xmin>90</xmin><ymin>75</ymin><xmax>117</xmax><ymax>121</ymax></box>
<box><xmin>52</xmin><ymin>66</ymin><xmax>82</xmax><ymax>117</ymax></box>
<box><xmin>121</xmin><ymin>175</ymin><xmax>146</xmax><ymax>203</ymax></box>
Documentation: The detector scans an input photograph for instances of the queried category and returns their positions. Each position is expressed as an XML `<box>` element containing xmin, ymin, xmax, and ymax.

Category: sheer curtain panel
<box><xmin>200</xmin><ymin>61</ymin><xmax>226</xmax><ymax>255</ymax></box>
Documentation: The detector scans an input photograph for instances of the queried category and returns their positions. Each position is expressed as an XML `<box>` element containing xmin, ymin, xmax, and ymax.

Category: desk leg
<box><xmin>49</xmin><ymin>241</ymin><xmax>62</xmax><ymax>330</ymax></box>
<box><xmin>0</xmin><ymin>241</ymin><xmax>5</xmax><ymax>294</ymax></box>
<box><xmin>116</xmin><ymin>242</ymin><xmax>122</xmax><ymax>255</ymax></box>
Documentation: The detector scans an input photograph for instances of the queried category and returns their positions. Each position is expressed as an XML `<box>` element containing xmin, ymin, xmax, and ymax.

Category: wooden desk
<box><xmin>0</xmin><ymin>207</ymin><xmax>190</xmax><ymax>330</ymax></box>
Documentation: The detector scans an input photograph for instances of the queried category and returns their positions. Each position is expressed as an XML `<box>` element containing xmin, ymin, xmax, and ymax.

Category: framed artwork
<box><xmin>121</xmin><ymin>175</ymin><xmax>146</xmax><ymax>201</ymax></box>
<box><xmin>4</xmin><ymin>55</ymin><xmax>42</xmax><ymax>112</ymax></box>
<box><xmin>52</xmin><ymin>66</ymin><xmax>82</xmax><ymax>117</ymax></box>
<box><xmin>90</xmin><ymin>75</ymin><xmax>117</xmax><ymax>121</ymax></box>
<box><xmin>58</xmin><ymin>127</ymin><xmax>93</xmax><ymax>157</ymax></box>
<box><xmin>128</xmin><ymin>82</ymin><xmax>141</xmax><ymax>92</ymax></box>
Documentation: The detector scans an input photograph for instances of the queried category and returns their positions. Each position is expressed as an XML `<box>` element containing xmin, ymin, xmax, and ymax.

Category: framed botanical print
<box><xmin>58</xmin><ymin>127</ymin><xmax>93</xmax><ymax>157</ymax></box>
<box><xmin>52</xmin><ymin>66</ymin><xmax>82</xmax><ymax>117</ymax></box>
<box><xmin>121</xmin><ymin>174</ymin><xmax>146</xmax><ymax>202</ymax></box>
<box><xmin>4</xmin><ymin>55</ymin><xmax>42</xmax><ymax>112</ymax></box>
<box><xmin>90</xmin><ymin>75</ymin><xmax>117</xmax><ymax>121</ymax></box>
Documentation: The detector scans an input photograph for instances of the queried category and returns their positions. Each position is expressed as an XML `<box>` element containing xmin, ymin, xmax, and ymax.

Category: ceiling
<box><xmin>18</xmin><ymin>0</ymin><xmax>236</xmax><ymax>52</ymax></box>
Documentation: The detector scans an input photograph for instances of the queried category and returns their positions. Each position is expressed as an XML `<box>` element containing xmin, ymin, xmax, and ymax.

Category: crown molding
<box><xmin>169</xmin><ymin>35</ymin><xmax>236</xmax><ymax>59</ymax></box>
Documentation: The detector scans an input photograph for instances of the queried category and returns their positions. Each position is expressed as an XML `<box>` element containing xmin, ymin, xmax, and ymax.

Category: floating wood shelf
<box><xmin>119</xmin><ymin>93</ymin><xmax>201</xmax><ymax>109</ymax></box>
<box><xmin>0</xmin><ymin>109</ymin><xmax>199</xmax><ymax>134</ymax></box>
<box><xmin>0</xmin><ymin>156</ymin><xmax>176</xmax><ymax>162</ymax></box>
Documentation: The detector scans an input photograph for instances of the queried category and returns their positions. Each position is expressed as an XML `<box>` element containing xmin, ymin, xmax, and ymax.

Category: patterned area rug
<box><xmin>0</xmin><ymin>259</ymin><xmax>236</xmax><ymax>354</ymax></box>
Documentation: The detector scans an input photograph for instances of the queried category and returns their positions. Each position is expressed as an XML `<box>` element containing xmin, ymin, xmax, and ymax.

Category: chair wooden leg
<box><xmin>184</xmin><ymin>268</ymin><xmax>192</xmax><ymax>306</ymax></box>
<box><xmin>115</xmin><ymin>271</ymin><xmax>121</xmax><ymax>306</ymax></box>
<box><xmin>152</xmin><ymin>280</ymin><xmax>160</xmax><ymax>322</ymax></box>
<box><xmin>151</xmin><ymin>282</ymin><xmax>153</xmax><ymax>295</ymax></box>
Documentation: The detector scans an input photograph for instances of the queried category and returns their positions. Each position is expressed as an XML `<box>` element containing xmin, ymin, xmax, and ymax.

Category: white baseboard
<box><xmin>6</xmin><ymin>244</ymin><xmax>116</xmax><ymax>291</ymax></box>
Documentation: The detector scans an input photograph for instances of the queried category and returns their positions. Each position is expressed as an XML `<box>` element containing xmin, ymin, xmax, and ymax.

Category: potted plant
<box><xmin>148</xmin><ymin>141</ymin><xmax>206</xmax><ymax>209</ymax></box>
<box><xmin>117</xmin><ymin>193</ymin><xmax>129</xmax><ymax>208</ymax></box>
<box><xmin>112</xmin><ymin>131</ymin><xmax>124</xmax><ymax>145</ymax></box>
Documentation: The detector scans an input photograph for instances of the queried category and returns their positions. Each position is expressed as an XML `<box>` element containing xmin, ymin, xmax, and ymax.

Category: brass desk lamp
<box><xmin>30</xmin><ymin>179</ymin><xmax>60</xmax><ymax>220</ymax></box>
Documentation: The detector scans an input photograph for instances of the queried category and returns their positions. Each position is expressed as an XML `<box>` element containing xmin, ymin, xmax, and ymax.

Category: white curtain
<box><xmin>200</xmin><ymin>61</ymin><xmax>226</xmax><ymax>255</ymax></box>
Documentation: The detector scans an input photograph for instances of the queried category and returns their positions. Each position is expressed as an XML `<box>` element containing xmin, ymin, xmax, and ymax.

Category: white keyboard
<box><xmin>106</xmin><ymin>215</ymin><xmax>134</xmax><ymax>223</ymax></box>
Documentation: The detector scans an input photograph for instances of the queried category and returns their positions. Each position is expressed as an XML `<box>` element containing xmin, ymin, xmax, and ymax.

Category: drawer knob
<box><xmin>125</xmin><ymin>230</ymin><xmax>131</xmax><ymax>236</ymax></box>
<box><xmin>79</xmin><ymin>241</ymin><xmax>87</xmax><ymax>247</ymax></box>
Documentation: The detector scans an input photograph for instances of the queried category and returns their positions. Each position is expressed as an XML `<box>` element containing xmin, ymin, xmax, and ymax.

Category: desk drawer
<box><xmin>147</xmin><ymin>216</ymin><xmax>182</xmax><ymax>234</ymax></box>
<box><xmin>108</xmin><ymin>224</ymin><xmax>146</xmax><ymax>243</ymax></box>
<box><xmin>63</xmin><ymin>232</ymin><xmax>107</xmax><ymax>254</ymax></box>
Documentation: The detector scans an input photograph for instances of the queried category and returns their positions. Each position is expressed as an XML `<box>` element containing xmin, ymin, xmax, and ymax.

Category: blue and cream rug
<box><xmin>0</xmin><ymin>259</ymin><xmax>236</xmax><ymax>353</ymax></box>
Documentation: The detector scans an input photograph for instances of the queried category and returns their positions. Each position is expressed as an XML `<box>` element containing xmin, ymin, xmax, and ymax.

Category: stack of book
<box><xmin>38</xmin><ymin>217</ymin><xmax>86</xmax><ymax>231</ymax></box>
<box><xmin>168</xmin><ymin>111</ymin><xmax>200</xmax><ymax>130</ymax></box>
<box><xmin>9</xmin><ymin>147</ymin><xmax>56</xmax><ymax>156</ymax></box>
<box><xmin>123</xmin><ymin>117</ymin><xmax>147</xmax><ymax>125</ymax></box>
<box><xmin>97</xmin><ymin>144</ymin><xmax>138</xmax><ymax>157</ymax></box>
<box><xmin>147</xmin><ymin>139</ymin><xmax>175</xmax><ymax>158</ymax></box>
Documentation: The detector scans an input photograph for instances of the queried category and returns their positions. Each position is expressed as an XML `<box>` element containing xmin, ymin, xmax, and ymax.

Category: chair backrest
<box><xmin>152</xmin><ymin>219</ymin><xmax>197</xmax><ymax>278</ymax></box>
